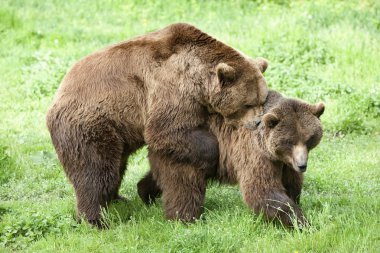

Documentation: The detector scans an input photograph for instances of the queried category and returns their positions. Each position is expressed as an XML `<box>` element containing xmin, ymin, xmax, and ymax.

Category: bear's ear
<box><xmin>216</xmin><ymin>63</ymin><xmax>236</xmax><ymax>86</ymax></box>
<box><xmin>255</xmin><ymin>57</ymin><xmax>268</xmax><ymax>73</ymax></box>
<box><xmin>311</xmin><ymin>102</ymin><xmax>325</xmax><ymax>118</ymax></box>
<box><xmin>263</xmin><ymin>113</ymin><xmax>279</xmax><ymax>128</ymax></box>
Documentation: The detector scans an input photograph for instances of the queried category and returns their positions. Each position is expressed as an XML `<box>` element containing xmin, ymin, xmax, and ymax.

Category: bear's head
<box><xmin>208</xmin><ymin>57</ymin><xmax>268</xmax><ymax>125</ymax></box>
<box><xmin>256</xmin><ymin>93</ymin><xmax>325</xmax><ymax>173</ymax></box>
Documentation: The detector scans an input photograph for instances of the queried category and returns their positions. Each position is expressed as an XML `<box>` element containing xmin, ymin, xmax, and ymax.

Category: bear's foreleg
<box><xmin>148</xmin><ymin>151</ymin><xmax>207</xmax><ymax>222</ymax></box>
<box><xmin>241</xmin><ymin>184</ymin><xmax>306</xmax><ymax>228</ymax></box>
<box><xmin>145</xmin><ymin>109</ymin><xmax>219</xmax><ymax>172</ymax></box>
<box><xmin>282</xmin><ymin>166</ymin><xmax>304</xmax><ymax>204</ymax></box>
<box><xmin>239</xmin><ymin>160</ymin><xmax>307</xmax><ymax>228</ymax></box>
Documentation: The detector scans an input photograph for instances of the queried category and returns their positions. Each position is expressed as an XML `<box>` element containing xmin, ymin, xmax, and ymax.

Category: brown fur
<box><xmin>46</xmin><ymin>23</ymin><xmax>268</xmax><ymax>226</ymax></box>
<box><xmin>138</xmin><ymin>90</ymin><xmax>324</xmax><ymax>227</ymax></box>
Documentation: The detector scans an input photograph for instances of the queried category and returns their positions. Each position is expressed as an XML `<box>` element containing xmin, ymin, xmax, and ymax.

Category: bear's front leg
<box><xmin>241</xmin><ymin>184</ymin><xmax>306</xmax><ymax>228</ymax></box>
<box><xmin>145</xmin><ymin>101</ymin><xmax>219</xmax><ymax>173</ymax></box>
<box><xmin>149</xmin><ymin>151</ymin><xmax>207</xmax><ymax>222</ymax></box>
<box><xmin>282</xmin><ymin>165</ymin><xmax>304</xmax><ymax>204</ymax></box>
<box><xmin>146</xmin><ymin>127</ymin><xmax>219</xmax><ymax>172</ymax></box>
<box><xmin>239</xmin><ymin>160</ymin><xmax>307</xmax><ymax>228</ymax></box>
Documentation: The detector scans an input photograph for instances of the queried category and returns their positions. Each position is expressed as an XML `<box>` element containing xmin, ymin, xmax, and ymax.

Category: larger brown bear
<box><xmin>46</xmin><ymin>23</ymin><xmax>269</xmax><ymax>226</ymax></box>
<box><xmin>138</xmin><ymin>90</ymin><xmax>324</xmax><ymax>227</ymax></box>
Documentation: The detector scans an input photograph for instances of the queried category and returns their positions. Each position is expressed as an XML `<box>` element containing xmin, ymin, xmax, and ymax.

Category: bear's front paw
<box><xmin>266</xmin><ymin>199</ymin><xmax>307</xmax><ymax>229</ymax></box>
<box><xmin>112</xmin><ymin>195</ymin><xmax>128</xmax><ymax>203</ymax></box>
<box><xmin>250</xmin><ymin>191</ymin><xmax>307</xmax><ymax>229</ymax></box>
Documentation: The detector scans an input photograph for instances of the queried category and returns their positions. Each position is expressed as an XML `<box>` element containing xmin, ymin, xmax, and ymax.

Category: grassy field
<box><xmin>1</xmin><ymin>0</ymin><xmax>379</xmax><ymax>252</ymax></box>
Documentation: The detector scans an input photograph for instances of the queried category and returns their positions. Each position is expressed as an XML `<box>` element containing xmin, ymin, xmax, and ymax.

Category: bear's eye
<box><xmin>281</xmin><ymin>140</ymin><xmax>294</xmax><ymax>147</ymax></box>
<box><xmin>306</xmin><ymin>135</ymin><xmax>316</xmax><ymax>148</ymax></box>
<box><xmin>244</xmin><ymin>104</ymin><xmax>254</xmax><ymax>109</ymax></box>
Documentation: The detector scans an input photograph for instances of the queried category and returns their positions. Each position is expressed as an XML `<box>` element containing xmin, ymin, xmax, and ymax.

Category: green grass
<box><xmin>0</xmin><ymin>0</ymin><xmax>379</xmax><ymax>252</ymax></box>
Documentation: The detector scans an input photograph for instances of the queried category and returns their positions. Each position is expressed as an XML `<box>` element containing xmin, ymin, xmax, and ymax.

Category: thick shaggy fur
<box><xmin>138</xmin><ymin>90</ymin><xmax>324</xmax><ymax>227</ymax></box>
<box><xmin>46</xmin><ymin>23</ymin><xmax>268</xmax><ymax>226</ymax></box>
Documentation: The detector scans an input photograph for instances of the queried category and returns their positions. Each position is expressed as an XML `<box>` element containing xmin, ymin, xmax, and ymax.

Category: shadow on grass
<box><xmin>105</xmin><ymin>185</ymin><xmax>247</xmax><ymax>226</ymax></box>
<box><xmin>0</xmin><ymin>206</ymin><xmax>11</xmax><ymax>221</ymax></box>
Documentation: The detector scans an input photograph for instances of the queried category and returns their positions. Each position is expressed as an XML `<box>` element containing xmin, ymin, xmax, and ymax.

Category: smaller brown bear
<box><xmin>138</xmin><ymin>90</ymin><xmax>325</xmax><ymax>227</ymax></box>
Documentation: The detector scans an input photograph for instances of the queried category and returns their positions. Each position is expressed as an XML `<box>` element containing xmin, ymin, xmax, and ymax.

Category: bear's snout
<box><xmin>292</xmin><ymin>144</ymin><xmax>308</xmax><ymax>173</ymax></box>
<box><xmin>297</xmin><ymin>164</ymin><xmax>307</xmax><ymax>172</ymax></box>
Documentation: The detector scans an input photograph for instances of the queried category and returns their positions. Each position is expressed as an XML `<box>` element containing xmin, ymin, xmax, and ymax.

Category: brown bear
<box><xmin>138</xmin><ymin>90</ymin><xmax>325</xmax><ymax>227</ymax></box>
<box><xmin>46</xmin><ymin>23</ymin><xmax>269</xmax><ymax>226</ymax></box>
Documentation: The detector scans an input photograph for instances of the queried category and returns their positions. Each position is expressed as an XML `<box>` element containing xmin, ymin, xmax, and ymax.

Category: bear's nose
<box><xmin>298</xmin><ymin>164</ymin><xmax>307</xmax><ymax>172</ymax></box>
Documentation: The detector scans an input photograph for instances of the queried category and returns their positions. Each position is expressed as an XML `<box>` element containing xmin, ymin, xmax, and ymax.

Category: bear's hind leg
<box><xmin>137</xmin><ymin>171</ymin><xmax>162</xmax><ymax>205</ymax></box>
<box><xmin>72</xmin><ymin>155</ymin><xmax>124</xmax><ymax>228</ymax></box>
<box><xmin>64</xmin><ymin>131</ymin><xmax>129</xmax><ymax>227</ymax></box>
<box><xmin>111</xmin><ymin>151</ymin><xmax>131</xmax><ymax>203</ymax></box>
